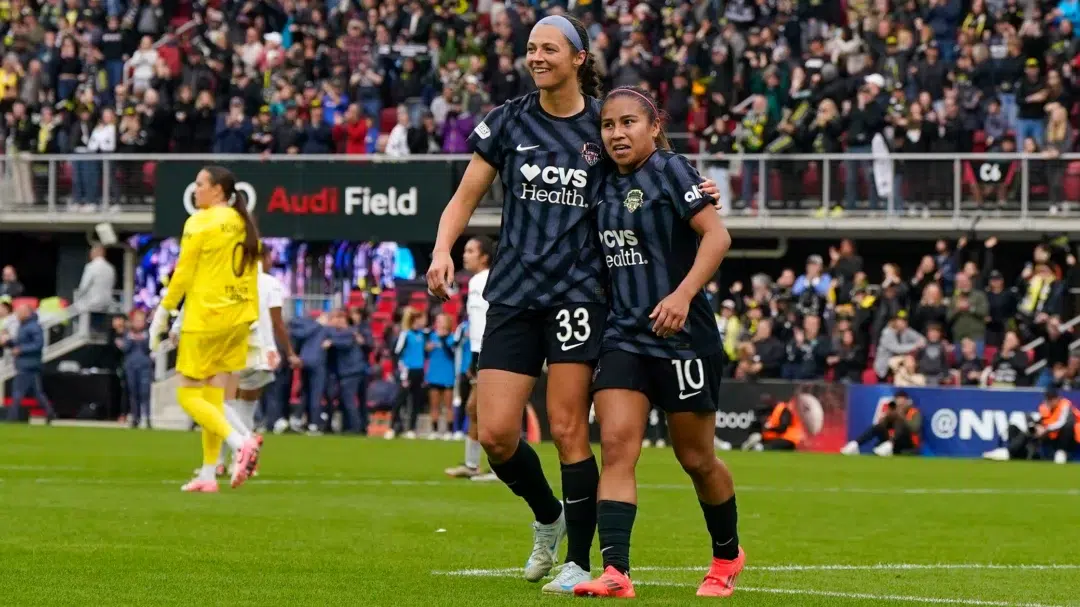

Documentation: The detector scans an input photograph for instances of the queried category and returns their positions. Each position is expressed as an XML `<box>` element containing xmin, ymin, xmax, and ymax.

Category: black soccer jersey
<box><xmin>597</xmin><ymin>150</ymin><xmax>722</xmax><ymax>360</ymax></box>
<box><xmin>468</xmin><ymin>92</ymin><xmax>607</xmax><ymax>310</ymax></box>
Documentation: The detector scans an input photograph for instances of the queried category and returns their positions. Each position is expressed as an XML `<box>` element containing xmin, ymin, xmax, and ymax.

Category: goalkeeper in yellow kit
<box><xmin>150</xmin><ymin>166</ymin><xmax>263</xmax><ymax>493</ymax></box>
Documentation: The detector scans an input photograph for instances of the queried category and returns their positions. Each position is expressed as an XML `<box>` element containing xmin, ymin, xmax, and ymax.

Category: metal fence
<box><xmin>2</xmin><ymin>151</ymin><xmax>1079</xmax><ymax>220</ymax></box>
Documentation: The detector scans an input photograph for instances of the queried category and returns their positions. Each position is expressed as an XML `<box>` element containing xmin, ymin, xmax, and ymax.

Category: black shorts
<box><xmin>591</xmin><ymin>349</ymin><xmax>725</xmax><ymax>413</ymax></box>
<box><xmin>478</xmin><ymin>302</ymin><xmax>605</xmax><ymax>377</ymax></box>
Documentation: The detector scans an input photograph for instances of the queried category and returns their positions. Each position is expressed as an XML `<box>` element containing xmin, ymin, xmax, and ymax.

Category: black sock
<box><xmin>490</xmin><ymin>439</ymin><xmax>562</xmax><ymax>525</ymax></box>
<box><xmin>561</xmin><ymin>456</ymin><xmax>599</xmax><ymax>571</ymax></box>
<box><xmin>597</xmin><ymin>500</ymin><xmax>636</xmax><ymax>574</ymax></box>
<box><xmin>700</xmin><ymin>496</ymin><xmax>739</xmax><ymax>560</ymax></box>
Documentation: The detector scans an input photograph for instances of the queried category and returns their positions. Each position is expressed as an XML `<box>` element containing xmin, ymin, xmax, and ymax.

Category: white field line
<box><xmin>431</xmin><ymin>566</ymin><xmax>1076</xmax><ymax>607</ymax></box>
<box><xmin>431</xmin><ymin>563</ymin><xmax>1080</xmax><ymax>577</ymax></box>
<box><xmin>8</xmin><ymin>476</ymin><xmax>1080</xmax><ymax>496</ymax></box>
<box><xmin>637</xmin><ymin>581</ymin><xmax>1067</xmax><ymax>607</ymax></box>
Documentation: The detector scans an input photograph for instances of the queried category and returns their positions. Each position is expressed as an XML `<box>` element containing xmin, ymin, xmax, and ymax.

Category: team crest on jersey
<box><xmin>581</xmin><ymin>142</ymin><xmax>602</xmax><ymax>166</ymax></box>
<box><xmin>623</xmin><ymin>189</ymin><xmax>644</xmax><ymax>212</ymax></box>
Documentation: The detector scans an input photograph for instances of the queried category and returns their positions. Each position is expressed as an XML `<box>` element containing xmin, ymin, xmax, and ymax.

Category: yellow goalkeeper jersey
<box><xmin>161</xmin><ymin>205</ymin><xmax>258</xmax><ymax>333</ymax></box>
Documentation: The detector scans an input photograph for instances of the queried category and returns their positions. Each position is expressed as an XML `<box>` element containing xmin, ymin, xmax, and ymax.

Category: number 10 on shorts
<box><xmin>671</xmin><ymin>359</ymin><xmax>705</xmax><ymax>399</ymax></box>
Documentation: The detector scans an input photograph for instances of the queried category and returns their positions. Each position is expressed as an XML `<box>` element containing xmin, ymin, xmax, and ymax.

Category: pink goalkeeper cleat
<box><xmin>181</xmin><ymin>479</ymin><xmax>219</xmax><ymax>493</ymax></box>
<box><xmin>230</xmin><ymin>437</ymin><xmax>261</xmax><ymax>488</ymax></box>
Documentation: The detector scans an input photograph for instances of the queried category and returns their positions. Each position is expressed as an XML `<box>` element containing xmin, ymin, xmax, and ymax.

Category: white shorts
<box><xmin>237</xmin><ymin>367</ymin><xmax>275</xmax><ymax>391</ymax></box>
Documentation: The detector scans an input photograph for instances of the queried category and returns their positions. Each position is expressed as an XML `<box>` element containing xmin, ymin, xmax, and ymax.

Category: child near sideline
<box><xmin>425</xmin><ymin>312</ymin><xmax>457</xmax><ymax>439</ymax></box>
<box><xmin>389</xmin><ymin>307</ymin><xmax>428</xmax><ymax>439</ymax></box>
<box><xmin>118</xmin><ymin>309</ymin><xmax>153</xmax><ymax>429</ymax></box>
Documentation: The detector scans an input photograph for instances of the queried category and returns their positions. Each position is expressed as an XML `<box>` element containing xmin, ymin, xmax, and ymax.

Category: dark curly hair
<box><xmin>563</xmin><ymin>15</ymin><xmax>602</xmax><ymax>99</ymax></box>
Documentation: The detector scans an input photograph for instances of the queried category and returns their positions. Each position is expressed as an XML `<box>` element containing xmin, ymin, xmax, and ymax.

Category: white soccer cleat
<box><xmin>452</xmin><ymin>431</ymin><xmax>465</xmax><ymax>441</ymax></box>
<box><xmin>541</xmin><ymin>562</ymin><xmax>591</xmax><ymax>595</ymax></box>
<box><xmin>442</xmin><ymin>432</ymin><xmax>454</xmax><ymax>441</ymax></box>
<box><xmin>404</xmin><ymin>431</ymin><xmax>417</xmax><ymax>440</ymax></box>
<box><xmin>288</xmin><ymin>416</ymin><xmax>304</xmax><ymax>433</ymax></box>
<box><xmin>272</xmin><ymin>418</ymin><xmax>289</xmax><ymax>435</ymax></box>
<box><xmin>714</xmin><ymin>438</ymin><xmax>733</xmax><ymax>451</ymax></box>
<box><xmin>873</xmin><ymin>441</ymin><xmax>894</xmax><ymax>457</ymax></box>
<box><xmin>641</xmin><ymin>439</ymin><xmax>653</xmax><ymax>448</ymax></box>
<box><xmin>1054</xmin><ymin>450</ymin><xmax>1068</xmax><ymax>464</ymax></box>
<box><xmin>983</xmin><ymin>447</ymin><xmax>1010</xmax><ymax>461</ymax></box>
<box><xmin>655</xmin><ymin>439</ymin><xmax>667</xmax><ymax>448</ymax></box>
<box><xmin>524</xmin><ymin>511</ymin><xmax>566</xmax><ymax>583</ymax></box>
<box><xmin>470</xmin><ymin>472</ymin><xmax>499</xmax><ymax>482</ymax></box>
<box><xmin>840</xmin><ymin>441</ymin><xmax>860</xmax><ymax>456</ymax></box>
<box><xmin>383</xmin><ymin>429</ymin><xmax>396</xmax><ymax>440</ymax></box>
<box><xmin>741</xmin><ymin>432</ymin><xmax>762</xmax><ymax>451</ymax></box>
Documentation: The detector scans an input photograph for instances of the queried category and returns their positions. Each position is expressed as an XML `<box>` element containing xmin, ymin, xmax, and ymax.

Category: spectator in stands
<box><xmin>0</xmin><ymin>266</ymin><xmax>24</xmax><ymax>298</ymax></box>
<box><xmin>384</xmin><ymin>104</ymin><xmax>411</xmax><ymax>157</ymax></box>
<box><xmin>989</xmin><ymin>330</ymin><xmax>1031</xmax><ymax>387</ymax></box>
<box><xmin>949</xmin><ymin>272</ymin><xmax>989</xmax><ymax>348</ymax></box>
<box><xmin>214</xmin><ymin>97</ymin><xmax>251</xmax><ymax>154</ymax></box>
<box><xmin>782</xmin><ymin>315</ymin><xmax>832</xmax><ymax>380</ymax></box>
<box><xmin>875</xmin><ymin>310</ymin><xmax>925</xmax><ymax>381</ymax></box>
<box><xmin>332</xmin><ymin>104</ymin><xmax>368</xmax><ymax>155</ymax></box>
<box><xmin>4</xmin><ymin>303</ymin><xmax>55</xmax><ymax>424</ymax></box>
<box><xmin>916</xmin><ymin>323</ymin><xmax>951</xmax><ymax>385</ymax></box>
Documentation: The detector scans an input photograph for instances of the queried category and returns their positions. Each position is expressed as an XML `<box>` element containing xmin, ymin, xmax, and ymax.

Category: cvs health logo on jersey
<box><xmin>599</xmin><ymin>229</ymin><xmax>648</xmax><ymax>268</ymax></box>
<box><xmin>519</xmin><ymin>163</ymin><xmax>589</xmax><ymax>208</ymax></box>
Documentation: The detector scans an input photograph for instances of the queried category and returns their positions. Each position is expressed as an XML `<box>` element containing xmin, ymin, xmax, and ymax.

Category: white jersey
<box><xmin>467</xmin><ymin>269</ymin><xmax>489</xmax><ymax>354</ymax></box>
<box><xmin>246</xmin><ymin>271</ymin><xmax>286</xmax><ymax>370</ymax></box>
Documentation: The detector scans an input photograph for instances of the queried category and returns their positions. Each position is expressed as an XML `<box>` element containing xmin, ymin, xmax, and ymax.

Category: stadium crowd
<box><xmin>714</xmin><ymin>235</ymin><xmax>1080</xmax><ymax>390</ymax></box>
<box><xmin>2</xmin><ymin>0</ymin><xmax>1080</xmax><ymax>208</ymax></box>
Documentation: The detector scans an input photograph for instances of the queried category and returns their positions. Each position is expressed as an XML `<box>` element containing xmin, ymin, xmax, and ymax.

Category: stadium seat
<box><xmin>983</xmin><ymin>345</ymin><xmax>999</xmax><ymax>365</ymax></box>
<box><xmin>12</xmin><ymin>297</ymin><xmax>39</xmax><ymax>310</ymax></box>
<box><xmin>379</xmin><ymin>108</ymin><xmax>398</xmax><ymax>134</ymax></box>
<box><xmin>861</xmin><ymin>368</ymin><xmax>878</xmax><ymax>384</ymax></box>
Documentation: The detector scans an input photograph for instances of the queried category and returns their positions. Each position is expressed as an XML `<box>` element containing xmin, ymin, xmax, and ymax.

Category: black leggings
<box><xmin>391</xmin><ymin>369</ymin><xmax>427</xmax><ymax>432</ymax></box>
<box><xmin>856</xmin><ymin>417</ymin><xmax>920</xmax><ymax>454</ymax></box>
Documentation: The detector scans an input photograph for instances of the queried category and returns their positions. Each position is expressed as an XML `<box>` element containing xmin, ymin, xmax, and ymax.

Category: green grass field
<box><xmin>1</xmin><ymin>425</ymin><xmax>1078</xmax><ymax>606</ymax></box>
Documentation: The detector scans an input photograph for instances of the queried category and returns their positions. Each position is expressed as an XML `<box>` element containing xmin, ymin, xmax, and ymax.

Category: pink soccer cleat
<box><xmin>697</xmin><ymin>547</ymin><xmax>746</xmax><ymax>597</ymax></box>
<box><xmin>230</xmin><ymin>437</ymin><xmax>262</xmax><ymax>488</ymax></box>
<box><xmin>181</xmin><ymin>479</ymin><xmax>219</xmax><ymax>493</ymax></box>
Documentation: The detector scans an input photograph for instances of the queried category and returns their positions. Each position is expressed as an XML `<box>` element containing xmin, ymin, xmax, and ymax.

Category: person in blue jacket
<box><xmin>390</xmin><ymin>307</ymin><xmax>427</xmax><ymax>439</ymax></box>
<box><xmin>290</xmin><ymin>312</ymin><xmax>331</xmax><ymax>434</ymax></box>
<box><xmin>426</xmin><ymin>312</ymin><xmax>458</xmax><ymax>439</ymax></box>
<box><xmin>5</xmin><ymin>304</ymin><xmax>56</xmax><ymax>423</ymax></box>
<box><xmin>117</xmin><ymin>309</ymin><xmax>153</xmax><ymax>429</ymax></box>
<box><xmin>328</xmin><ymin>309</ymin><xmax>367</xmax><ymax>434</ymax></box>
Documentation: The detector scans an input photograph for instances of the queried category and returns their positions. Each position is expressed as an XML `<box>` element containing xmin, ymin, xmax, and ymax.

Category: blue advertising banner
<box><xmin>846</xmin><ymin>385</ymin><xmax>1064</xmax><ymax>458</ymax></box>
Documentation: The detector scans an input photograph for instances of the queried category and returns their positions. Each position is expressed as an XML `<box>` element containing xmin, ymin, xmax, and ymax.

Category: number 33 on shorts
<box><xmin>547</xmin><ymin>303</ymin><xmax>604</xmax><ymax>363</ymax></box>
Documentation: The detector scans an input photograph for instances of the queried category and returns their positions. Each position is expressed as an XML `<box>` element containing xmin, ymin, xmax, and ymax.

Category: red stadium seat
<box><xmin>861</xmin><ymin>368</ymin><xmax>878</xmax><ymax>385</ymax></box>
<box><xmin>983</xmin><ymin>345</ymin><xmax>999</xmax><ymax>365</ymax></box>
<box><xmin>11</xmin><ymin>297</ymin><xmax>38</xmax><ymax>310</ymax></box>
<box><xmin>379</xmin><ymin>108</ymin><xmax>398</xmax><ymax>134</ymax></box>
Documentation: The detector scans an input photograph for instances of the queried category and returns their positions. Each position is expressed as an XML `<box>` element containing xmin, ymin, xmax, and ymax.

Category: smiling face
<box><xmin>526</xmin><ymin>24</ymin><xmax>583</xmax><ymax>92</ymax></box>
<box><xmin>600</xmin><ymin>94</ymin><xmax>659</xmax><ymax>172</ymax></box>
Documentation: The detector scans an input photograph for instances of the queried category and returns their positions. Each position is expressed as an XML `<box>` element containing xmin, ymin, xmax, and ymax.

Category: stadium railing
<box><xmin>2</xmin><ymin>152</ymin><xmax>1079</xmax><ymax>224</ymax></box>
<box><xmin>0</xmin><ymin>306</ymin><xmax>92</xmax><ymax>404</ymax></box>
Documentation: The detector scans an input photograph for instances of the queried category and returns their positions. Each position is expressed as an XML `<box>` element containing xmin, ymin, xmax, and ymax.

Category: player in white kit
<box><xmin>445</xmin><ymin>236</ymin><xmax>496</xmax><ymax>480</ymax></box>
<box><xmin>176</xmin><ymin>245</ymin><xmax>297</xmax><ymax>476</ymax></box>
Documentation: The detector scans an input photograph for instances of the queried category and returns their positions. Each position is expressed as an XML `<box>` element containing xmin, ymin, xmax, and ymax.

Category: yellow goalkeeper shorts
<box><xmin>176</xmin><ymin>324</ymin><xmax>251</xmax><ymax>381</ymax></box>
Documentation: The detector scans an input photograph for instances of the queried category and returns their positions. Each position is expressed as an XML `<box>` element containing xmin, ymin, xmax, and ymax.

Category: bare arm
<box><xmin>675</xmin><ymin>210</ymin><xmax>732</xmax><ymax>301</ymax></box>
<box><xmin>269</xmin><ymin>306</ymin><xmax>295</xmax><ymax>359</ymax></box>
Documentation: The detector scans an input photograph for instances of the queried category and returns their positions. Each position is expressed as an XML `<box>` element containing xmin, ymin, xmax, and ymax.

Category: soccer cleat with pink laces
<box><xmin>230</xmin><ymin>437</ymin><xmax>261</xmax><ymax>489</ymax></box>
<box><xmin>573</xmin><ymin>566</ymin><xmax>636</xmax><ymax>598</ymax></box>
<box><xmin>696</xmin><ymin>547</ymin><xmax>746</xmax><ymax>597</ymax></box>
<box><xmin>180</xmin><ymin>479</ymin><xmax>219</xmax><ymax>493</ymax></box>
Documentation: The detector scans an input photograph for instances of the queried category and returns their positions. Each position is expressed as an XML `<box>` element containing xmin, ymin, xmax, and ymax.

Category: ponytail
<box><xmin>232</xmin><ymin>189</ymin><xmax>261</xmax><ymax>271</ymax></box>
<box><xmin>564</xmin><ymin>15</ymin><xmax>603</xmax><ymax>98</ymax></box>
<box><xmin>203</xmin><ymin>164</ymin><xmax>260</xmax><ymax>273</ymax></box>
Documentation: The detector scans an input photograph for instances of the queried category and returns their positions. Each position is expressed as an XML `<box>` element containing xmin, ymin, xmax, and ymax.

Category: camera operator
<box><xmin>841</xmin><ymin>390</ymin><xmax>923</xmax><ymax>456</ymax></box>
<box><xmin>741</xmin><ymin>394</ymin><xmax>804</xmax><ymax>452</ymax></box>
<box><xmin>984</xmin><ymin>386</ymin><xmax>1079</xmax><ymax>463</ymax></box>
